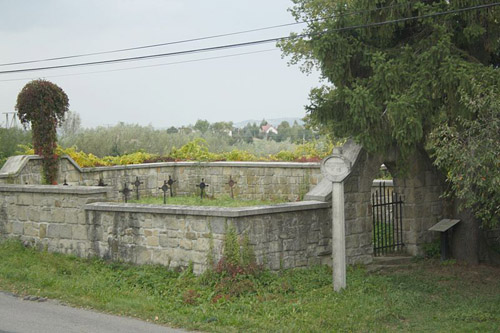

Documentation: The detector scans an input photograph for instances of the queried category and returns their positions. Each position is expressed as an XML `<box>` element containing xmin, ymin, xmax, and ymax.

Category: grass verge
<box><xmin>129</xmin><ymin>195</ymin><xmax>287</xmax><ymax>207</ymax></box>
<box><xmin>0</xmin><ymin>239</ymin><xmax>499</xmax><ymax>332</ymax></box>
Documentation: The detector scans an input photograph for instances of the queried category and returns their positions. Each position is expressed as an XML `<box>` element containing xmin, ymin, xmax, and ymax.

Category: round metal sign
<box><xmin>321</xmin><ymin>155</ymin><xmax>351</xmax><ymax>182</ymax></box>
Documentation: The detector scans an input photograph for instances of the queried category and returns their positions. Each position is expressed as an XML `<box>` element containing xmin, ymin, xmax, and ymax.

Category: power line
<box><xmin>0</xmin><ymin>23</ymin><xmax>301</xmax><ymax>68</ymax></box>
<box><xmin>0</xmin><ymin>38</ymin><xmax>284</xmax><ymax>75</ymax></box>
<box><xmin>0</xmin><ymin>2</ymin><xmax>498</xmax><ymax>76</ymax></box>
<box><xmin>0</xmin><ymin>49</ymin><xmax>278</xmax><ymax>83</ymax></box>
<box><xmin>0</xmin><ymin>2</ymin><xmax>413</xmax><ymax>67</ymax></box>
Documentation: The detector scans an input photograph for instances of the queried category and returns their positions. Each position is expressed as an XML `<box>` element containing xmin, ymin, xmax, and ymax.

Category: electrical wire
<box><xmin>0</xmin><ymin>2</ymin><xmax>498</xmax><ymax>76</ymax></box>
<box><xmin>0</xmin><ymin>49</ymin><xmax>278</xmax><ymax>83</ymax></box>
<box><xmin>0</xmin><ymin>2</ymin><xmax>414</xmax><ymax>67</ymax></box>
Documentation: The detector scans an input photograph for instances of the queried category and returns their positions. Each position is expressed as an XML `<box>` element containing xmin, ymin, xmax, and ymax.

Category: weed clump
<box><xmin>202</xmin><ymin>224</ymin><xmax>266</xmax><ymax>302</ymax></box>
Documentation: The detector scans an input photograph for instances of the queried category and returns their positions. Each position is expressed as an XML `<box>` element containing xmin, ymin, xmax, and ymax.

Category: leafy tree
<box><xmin>280</xmin><ymin>0</ymin><xmax>500</xmax><ymax>226</ymax></box>
<box><xmin>166</xmin><ymin>126</ymin><xmax>179</xmax><ymax>134</ymax></box>
<box><xmin>276</xmin><ymin>121</ymin><xmax>291</xmax><ymax>142</ymax></box>
<box><xmin>193</xmin><ymin>119</ymin><xmax>210</xmax><ymax>134</ymax></box>
<box><xmin>243</xmin><ymin>122</ymin><xmax>261</xmax><ymax>139</ymax></box>
<box><xmin>0</xmin><ymin>128</ymin><xmax>32</xmax><ymax>168</ymax></box>
<box><xmin>16</xmin><ymin>79</ymin><xmax>69</xmax><ymax>184</ymax></box>
<box><xmin>210</xmin><ymin>121</ymin><xmax>233</xmax><ymax>135</ymax></box>
<box><xmin>243</xmin><ymin>129</ymin><xmax>254</xmax><ymax>144</ymax></box>
<box><xmin>429</xmin><ymin>85</ymin><xmax>500</xmax><ymax>228</ymax></box>
<box><xmin>59</xmin><ymin>110</ymin><xmax>82</xmax><ymax>138</ymax></box>
<box><xmin>278</xmin><ymin>120</ymin><xmax>290</xmax><ymax>130</ymax></box>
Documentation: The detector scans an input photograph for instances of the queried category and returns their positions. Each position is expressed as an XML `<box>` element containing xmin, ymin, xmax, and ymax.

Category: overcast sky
<box><xmin>0</xmin><ymin>0</ymin><xmax>320</xmax><ymax>129</ymax></box>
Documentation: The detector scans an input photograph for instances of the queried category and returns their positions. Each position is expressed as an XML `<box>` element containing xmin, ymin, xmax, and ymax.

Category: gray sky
<box><xmin>0</xmin><ymin>0</ymin><xmax>320</xmax><ymax>129</ymax></box>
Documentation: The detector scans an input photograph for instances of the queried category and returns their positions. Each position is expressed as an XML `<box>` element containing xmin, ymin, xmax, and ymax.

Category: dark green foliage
<box><xmin>166</xmin><ymin>126</ymin><xmax>178</xmax><ymax>134</ymax></box>
<box><xmin>193</xmin><ymin>119</ymin><xmax>210</xmax><ymax>134</ymax></box>
<box><xmin>16</xmin><ymin>79</ymin><xmax>69</xmax><ymax>184</ymax></box>
<box><xmin>422</xmin><ymin>240</ymin><xmax>441</xmax><ymax>259</ymax></box>
<box><xmin>280</xmin><ymin>0</ymin><xmax>500</xmax><ymax>226</ymax></box>
<box><xmin>428</xmin><ymin>85</ymin><xmax>500</xmax><ymax>228</ymax></box>
<box><xmin>222</xmin><ymin>223</ymin><xmax>240</xmax><ymax>267</ymax></box>
<box><xmin>0</xmin><ymin>128</ymin><xmax>31</xmax><ymax>168</ymax></box>
<box><xmin>240</xmin><ymin>233</ymin><xmax>256</xmax><ymax>267</ymax></box>
<box><xmin>201</xmin><ymin>223</ymin><xmax>264</xmax><ymax>303</ymax></box>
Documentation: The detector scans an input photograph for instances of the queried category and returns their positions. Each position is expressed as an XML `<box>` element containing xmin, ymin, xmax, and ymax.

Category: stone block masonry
<box><xmin>85</xmin><ymin>201</ymin><xmax>332</xmax><ymax>274</ymax></box>
<box><xmin>0</xmin><ymin>184</ymin><xmax>343</xmax><ymax>274</ymax></box>
<box><xmin>0</xmin><ymin>155</ymin><xmax>321</xmax><ymax>202</ymax></box>
<box><xmin>0</xmin><ymin>185</ymin><xmax>111</xmax><ymax>258</ymax></box>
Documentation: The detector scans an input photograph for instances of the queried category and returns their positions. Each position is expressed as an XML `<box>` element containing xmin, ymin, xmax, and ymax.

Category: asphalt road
<box><xmin>0</xmin><ymin>292</ymin><xmax>187</xmax><ymax>333</ymax></box>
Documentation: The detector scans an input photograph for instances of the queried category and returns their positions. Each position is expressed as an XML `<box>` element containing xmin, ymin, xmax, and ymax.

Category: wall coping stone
<box><xmin>81</xmin><ymin>160</ymin><xmax>320</xmax><ymax>172</ymax></box>
<box><xmin>85</xmin><ymin>200</ymin><xmax>330</xmax><ymax>217</ymax></box>
<box><xmin>0</xmin><ymin>184</ymin><xmax>111</xmax><ymax>195</ymax></box>
<box><xmin>0</xmin><ymin>155</ymin><xmax>83</xmax><ymax>178</ymax></box>
<box><xmin>304</xmin><ymin>178</ymin><xmax>332</xmax><ymax>202</ymax></box>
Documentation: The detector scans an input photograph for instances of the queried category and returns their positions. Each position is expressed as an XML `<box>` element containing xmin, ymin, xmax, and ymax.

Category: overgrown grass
<box><xmin>129</xmin><ymin>195</ymin><xmax>287</xmax><ymax>207</ymax></box>
<box><xmin>0</xmin><ymin>239</ymin><xmax>499</xmax><ymax>332</ymax></box>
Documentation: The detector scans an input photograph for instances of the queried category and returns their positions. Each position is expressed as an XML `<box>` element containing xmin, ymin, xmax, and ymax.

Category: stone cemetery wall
<box><xmin>0</xmin><ymin>155</ymin><xmax>321</xmax><ymax>201</ymax></box>
<box><xmin>0</xmin><ymin>184</ymin><xmax>111</xmax><ymax>257</ymax></box>
<box><xmin>85</xmin><ymin>201</ymin><xmax>332</xmax><ymax>274</ymax></box>
<box><xmin>0</xmin><ymin>184</ymin><xmax>340</xmax><ymax>273</ymax></box>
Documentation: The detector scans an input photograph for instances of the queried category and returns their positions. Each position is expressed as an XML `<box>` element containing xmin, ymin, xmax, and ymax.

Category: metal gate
<box><xmin>371</xmin><ymin>182</ymin><xmax>404</xmax><ymax>256</ymax></box>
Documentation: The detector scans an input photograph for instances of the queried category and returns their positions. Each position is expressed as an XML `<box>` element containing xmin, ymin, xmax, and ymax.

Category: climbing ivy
<box><xmin>16</xmin><ymin>79</ymin><xmax>69</xmax><ymax>184</ymax></box>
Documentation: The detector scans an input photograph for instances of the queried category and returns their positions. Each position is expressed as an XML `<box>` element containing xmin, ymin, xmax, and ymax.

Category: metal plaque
<box><xmin>429</xmin><ymin>219</ymin><xmax>461</xmax><ymax>232</ymax></box>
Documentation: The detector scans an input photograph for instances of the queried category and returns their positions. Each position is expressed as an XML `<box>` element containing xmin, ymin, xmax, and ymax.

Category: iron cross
<box><xmin>97</xmin><ymin>177</ymin><xmax>107</xmax><ymax>186</ymax></box>
<box><xmin>159</xmin><ymin>180</ymin><xmax>169</xmax><ymax>204</ymax></box>
<box><xmin>227</xmin><ymin>175</ymin><xmax>237</xmax><ymax>199</ymax></box>
<box><xmin>133</xmin><ymin>176</ymin><xmax>143</xmax><ymax>200</ymax></box>
<box><xmin>197</xmin><ymin>178</ymin><xmax>209</xmax><ymax>199</ymax></box>
<box><xmin>167</xmin><ymin>175</ymin><xmax>177</xmax><ymax>197</ymax></box>
<box><xmin>120</xmin><ymin>183</ymin><xmax>132</xmax><ymax>203</ymax></box>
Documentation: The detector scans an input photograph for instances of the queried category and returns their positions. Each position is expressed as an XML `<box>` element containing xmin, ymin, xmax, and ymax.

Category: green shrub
<box><xmin>202</xmin><ymin>223</ymin><xmax>264</xmax><ymax>301</ymax></box>
<box><xmin>422</xmin><ymin>240</ymin><xmax>440</xmax><ymax>259</ymax></box>
<box><xmin>16</xmin><ymin>137</ymin><xmax>336</xmax><ymax>167</ymax></box>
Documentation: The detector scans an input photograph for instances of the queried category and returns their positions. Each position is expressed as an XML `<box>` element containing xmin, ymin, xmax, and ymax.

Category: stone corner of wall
<box><xmin>59</xmin><ymin>155</ymin><xmax>84</xmax><ymax>173</ymax></box>
<box><xmin>0</xmin><ymin>155</ymin><xmax>39</xmax><ymax>178</ymax></box>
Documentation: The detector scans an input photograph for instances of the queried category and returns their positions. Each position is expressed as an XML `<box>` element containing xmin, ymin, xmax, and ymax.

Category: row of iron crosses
<box><xmin>117</xmin><ymin>175</ymin><xmax>237</xmax><ymax>203</ymax></box>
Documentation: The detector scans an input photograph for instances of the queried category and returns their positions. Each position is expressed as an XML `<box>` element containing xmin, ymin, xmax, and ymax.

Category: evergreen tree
<box><xmin>280</xmin><ymin>0</ymin><xmax>500</xmax><ymax>226</ymax></box>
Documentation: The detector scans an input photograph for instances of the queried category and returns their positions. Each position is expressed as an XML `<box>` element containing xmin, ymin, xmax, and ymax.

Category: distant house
<box><xmin>260</xmin><ymin>124</ymin><xmax>278</xmax><ymax>135</ymax></box>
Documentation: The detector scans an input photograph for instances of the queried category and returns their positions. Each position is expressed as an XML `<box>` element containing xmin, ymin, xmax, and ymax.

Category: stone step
<box><xmin>366</xmin><ymin>256</ymin><xmax>414</xmax><ymax>273</ymax></box>
<box><xmin>365</xmin><ymin>264</ymin><xmax>413</xmax><ymax>273</ymax></box>
<box><xmin>372</xmin><ymin>255</ymin><xmax>413</xmax><ymax>266</ymax></box>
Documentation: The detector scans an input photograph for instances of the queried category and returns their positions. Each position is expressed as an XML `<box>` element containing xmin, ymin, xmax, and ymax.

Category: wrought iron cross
<box><xmin>159</xmin><ymin>180</ymin><xmax>169</xmax><ymax>204</ymax></box>
<box><xmin>197</xmin><ymin>178</ymin><xmax>209</xmax><ymax>199</ymax></box>
<box><xmin>98</xmin><ymin>177</ymin><xmax>107</xmax><ymax>186</ymax></box>
<box><xmin>120</xmin><ymin>183</ymin><xmax>131</xmax><ymax>203</ymax></box>
<box><xmin>227</xmin><ymin>175</ymin><xmax>237</xmax><ymax>199</ymax></box>
<box><xmin>167</xmin><ymin>175</ymin><xmax>177</xmax><ymax>197</ymax></box>
<box><xmin>133</xmin><ymin>176</ymin><xmax>143</xmax><ymax>200</ymax></box>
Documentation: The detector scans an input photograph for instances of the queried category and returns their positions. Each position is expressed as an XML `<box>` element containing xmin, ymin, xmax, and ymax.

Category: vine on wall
<box><xmin>16</xmin><ymin>79</ymin><xmax>69</xmax><ymax>184</ymax></box>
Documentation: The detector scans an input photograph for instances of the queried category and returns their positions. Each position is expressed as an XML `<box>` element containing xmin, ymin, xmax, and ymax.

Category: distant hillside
<box><xmin>233</xmin><ymin>117</ymin><xmax>304</xmax><ymax>128</ymax></box>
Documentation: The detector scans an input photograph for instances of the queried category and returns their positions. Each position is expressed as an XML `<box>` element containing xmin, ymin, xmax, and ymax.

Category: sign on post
<box><xmin>321</xmin><ymin>153</ymin><xmax>352</xmax><ymax>292</ymax></box>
